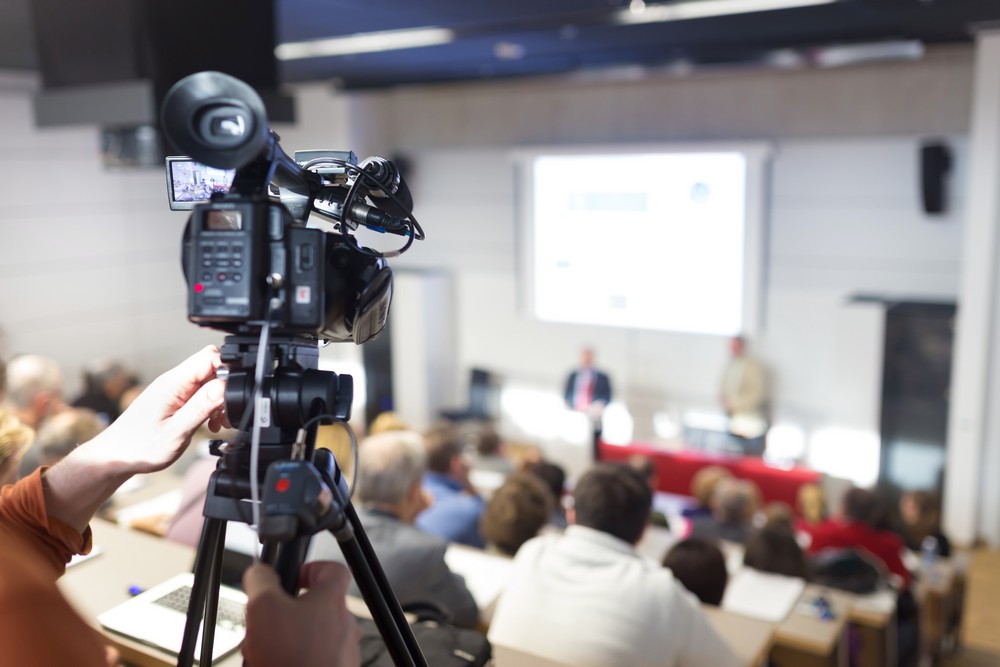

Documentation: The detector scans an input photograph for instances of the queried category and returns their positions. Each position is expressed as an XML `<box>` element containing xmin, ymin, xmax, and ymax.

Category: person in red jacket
<box><xmin>0</xmin><ymin>346</ymin><xmax>360</xmax><ymax>667</ymax></box>
<box><xmin>807</xmin><ymin>486</ymin><xmax>911</xmax><ymax>588</ymax></box>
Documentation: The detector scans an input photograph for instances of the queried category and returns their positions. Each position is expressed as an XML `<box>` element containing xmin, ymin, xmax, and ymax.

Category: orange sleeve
<box><xmin>0</xmin><ymin>468</ymin><xmax>92</xmax><ymax>578</ymax></box>
<box><xmin>0</xmin><ymin>473</ymin><xmax>109</xmax><ymax>665</ymax></box>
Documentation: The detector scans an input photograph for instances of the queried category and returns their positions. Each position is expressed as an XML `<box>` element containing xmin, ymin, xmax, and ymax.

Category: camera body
<box><xmin>161</xmin><ymin>72</ymin><xmax>409</xmax><ymax>345</ymax></box>
<box><xmin>185</xmin><ymin>200</ymin><xmax>322</xmax><ymax>329</ymax></box>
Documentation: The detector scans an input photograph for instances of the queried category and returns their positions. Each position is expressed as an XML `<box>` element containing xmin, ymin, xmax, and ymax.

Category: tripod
<box><xmin>176</xmin><ymin>334</ymin><xmax>427</xmax><ymax>667</ymax></box>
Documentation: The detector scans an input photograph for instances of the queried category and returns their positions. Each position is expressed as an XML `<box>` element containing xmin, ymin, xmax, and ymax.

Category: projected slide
<box><xmin>531</xmin><ymin>151</ymin><xmax>748</xmax><ymax>336</ymax></box>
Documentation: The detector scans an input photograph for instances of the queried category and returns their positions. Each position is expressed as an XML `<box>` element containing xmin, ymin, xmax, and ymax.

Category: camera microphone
<box><xmin>358</xmin><ymin>156</ymin><xmax>413</xmax><ymax>220</ymax></box>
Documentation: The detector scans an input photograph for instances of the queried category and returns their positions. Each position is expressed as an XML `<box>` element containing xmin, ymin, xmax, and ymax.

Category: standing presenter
<box><xmin>564</xmin><ymin>347</ymin><xmax>613</xmax><ymax>462</ymax></box>
<box><xmin>719</xmin><ymin>335</ymin><xmax>770</xmax><ymax>457</ymax></box>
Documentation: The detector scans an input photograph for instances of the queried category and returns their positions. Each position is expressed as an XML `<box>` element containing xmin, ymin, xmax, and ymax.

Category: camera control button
<box><xmin>216</xmin><ymin>260</ymin><xmax>231</xmax><ymax>268</ymax></box>
<box><xmin>217</xmin><ymin>273</ymin><xmax>227</xmax><ymax>282</ymax></box>
<box><xmin>234</xmin><ymin>260</ymin><xmax>243</xmax><ymax>268</ymax></box>
<box><xmin>233</xmin><ymin>274</ymin><xmax>242</xmax><ymax>282</ymax></box>
<box><xmin>202</xmin><ymin>273</ymin><xmax>212</xmax><ymax>282</ymax></box>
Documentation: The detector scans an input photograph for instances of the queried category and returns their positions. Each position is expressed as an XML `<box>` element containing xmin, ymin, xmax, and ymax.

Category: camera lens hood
<box><xmin>161</xmin><ymin>71</ymin><xmax>269</xmax><ymax>169</ymax></box>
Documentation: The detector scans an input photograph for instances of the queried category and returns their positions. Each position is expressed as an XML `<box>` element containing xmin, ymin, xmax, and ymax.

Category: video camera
<box><xmin>160</xmin><ymin>71</ymin><xmax>423</xmax><ymax>344</ymax></box>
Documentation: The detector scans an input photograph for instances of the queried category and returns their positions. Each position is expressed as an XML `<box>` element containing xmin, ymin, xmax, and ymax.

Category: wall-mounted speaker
<box><xmin>920</xmin><ymin>140</ymin><xmax>952</xmax><ymax>216</ymax></box>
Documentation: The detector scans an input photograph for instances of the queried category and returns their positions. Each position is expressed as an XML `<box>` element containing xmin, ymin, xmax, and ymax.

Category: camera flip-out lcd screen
<box><xmin>166</xmin><ymin>156</ymin><xmax>236</xmax><ymax>210</ymax></box>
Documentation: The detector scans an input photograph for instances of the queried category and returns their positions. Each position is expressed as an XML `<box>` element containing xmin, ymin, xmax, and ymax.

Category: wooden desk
<box><xmin>492</xmin><ymin>643</ymin><xmax>573</xmax><ymax>667</ymax></box>
<box><xmin>770</xmin><ymin>585</ymin><xmax>851</xmax><ymax>667</ymax></box>
<box><xmin>493</xmin><ymin>610</ymin><xmax>774</xmax><ymax>667</ymax></box>
<box><xmin>58</xmin><ymin>518</ymin><xmax>243</xmax><ymax>667</ymax></box>
<box><xmin>916</xmin><ymin>558</ymin><xmax>959</xmax><ymax>665</ymax></box>
<box><xmin>703</xmin><ymin>606</ymin><xmax>776</xmax><ymax>667</ymax></box>
<box><xmin>848</xmin><ymin>590</ymin><xmax>897</xmax><ymax>667</ymax></box>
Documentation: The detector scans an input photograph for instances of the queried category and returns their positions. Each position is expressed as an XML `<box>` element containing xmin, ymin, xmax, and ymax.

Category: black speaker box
<box><xmin>920</xmin><ymin>141</ymin><xmax>952</xmax><ymax>216</ymax></box>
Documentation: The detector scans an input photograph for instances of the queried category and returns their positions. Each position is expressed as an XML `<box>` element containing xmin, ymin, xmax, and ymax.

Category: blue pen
<box><xmin>128</xmin><ymin>585</ymin><xmax>144</xmax><ymax>596</ymax></box>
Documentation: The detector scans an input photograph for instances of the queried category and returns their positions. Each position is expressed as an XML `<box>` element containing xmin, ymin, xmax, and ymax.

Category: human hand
<box><xmin>242</xmin><ymin>561</ymin><xmax>360</xmax><ymax>667</ymax></box>
<box><xmin>83</xmin><ymin>345</ymin><xmax>228</xmax><ymax>475</ymax></box>
<box><xmin>43</xmin><ymin>346</ymin><xmax>228</xmax><ymax>533</ymax></box>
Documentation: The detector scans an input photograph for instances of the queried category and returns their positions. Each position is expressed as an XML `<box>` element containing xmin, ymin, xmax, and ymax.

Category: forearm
<box><xmin>41</xmin><ymin>439</ymin><xmax>134</xmax><ymax>534</ymax></box>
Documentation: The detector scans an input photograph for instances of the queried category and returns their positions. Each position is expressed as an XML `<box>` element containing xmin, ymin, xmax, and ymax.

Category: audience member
<box><xmin>762</xmin><ymin>501</ymin><xmax>796</xmax><ymax>531</ymax></box>
<box><xmin>897</xmin><ymin>489</ymin><xmax>951</xmax><ymax>557</ymax></box>
<box><xmin>19</xmin><ymin>407</ymin><xmax>105</xmax><ymax>477</ymax></box>
<box><xmin>4</xmin><ymin>354</ymin><xmax>65</xmax><ymax>429</ymax></box>
<box><xmin>808</xmin><ymin>487</ymin><xmax>918</xmax><ymax>665</ymax></box>
<box><xmin>308</xmin><ymin>429</ymin><xmax>479</xmax><ymax>628</ymax></box>
<box><xmin>0</xmin><ymin>346</ymin><xmax>360</xmax><ymax>667</ymax></box>
<box><xmin>415</xmin><ymin>422</ymin><xmax>486</xmax><ymax>548</ymax></box>
<box><xmin>626</xmin><ymin>454</ymin><xmax>670</xmax><ymax>529</ymax></box>
<box><xmin>743</xmin><ymin>523</ymin><xmax>810</xmax><ymax>580</ymax></box>
<box><xmin>662</xmin><ymin>538</ymin><xmax>729</xmax><ymax>606</ymax></box>
<box><xmin>689</xmin><ymin>477</ymin><xmax>760</xmax><ymax>544</ymax></box>
<box><xmin>117</xmin><ymin>383</ymin><xmax>144</xmax><ymax>415</ymax></box>
<box><xmin>72</xmin><ymin>358</ymin><xmax>135</xmax><ymax>425</ymax></box>
<box><xmin>480</xmin><ymin>472</ymin><xmax>553</xmax><ymax>556</ymax></box>
<box><xmin>368</xmin><ymin>410</ymin><xmax>409</xmax><ymax>435</ymax></box>
<box><xmin>527</xmin><ymin>459</ymin><xmax>568</xmax><ymax>530</ymax></box>
<box><xmin>163</xmin><ymin>427</ymin><xmax>240</xmax><ymax>546</ymax></box>
<box><xmin>467</xmin><ymin>426</ymin><xmax>516</xmax><ymax>476</ymax></box>
<box><xmin>681</xmin><ymin>465</ymin><xmax>731</xmax><ymax>520</ymax></box>
<box><xmin>807</xmin><ymin>487</ymin><xmax>910</xmax><ymax>587</ymax></box>
<box><xmin>563</xmin><ymin>347</ymin><xmax>613</xmax><ymax>461</ymax></box>
<box><xmin>0</xmin><ymin>410</ymin><xmax>33</xmax><ymax>486</ymax></box>
<box><xmin>488</xmin><ymin>463</ymin><xmax>739</xmax><ymax>667</ymax></box>
<box><xmin>795</xmin><ymin>483</ymin><xmax>830</xmax><ymax>540</ymax></box>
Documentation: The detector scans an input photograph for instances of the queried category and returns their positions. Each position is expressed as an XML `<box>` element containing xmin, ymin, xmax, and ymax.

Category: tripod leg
<box><xmin>199</xmin><ymin>519</ymin><xmax>228</xmax><ymax>667</ymax></box>
<box><xmin>337</xmin><ymin>503</ymin><xmax>427</xmax><ymax>667</ymax></box>
<box><xmin>178</xmin><ymin>516</ymin><xmax>226</xmax><ymax>667</ymax></box>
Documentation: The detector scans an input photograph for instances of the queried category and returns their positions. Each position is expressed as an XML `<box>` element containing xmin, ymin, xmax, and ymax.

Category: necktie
<box><xmin>576</xmin><ymin>372</ymin><xmax>593</xmax><ymax>411</ymax></box>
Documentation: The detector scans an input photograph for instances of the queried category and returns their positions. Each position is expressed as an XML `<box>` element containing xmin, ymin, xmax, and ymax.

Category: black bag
<box><xmin>810</xmin><ymin>548</ymin><xmax>887</xmax><ymax>595</ymax></box>
<box><xmin>357</xmin><ymin>612</ymin><xmax>492</xmax><ymax>667</ymax></box>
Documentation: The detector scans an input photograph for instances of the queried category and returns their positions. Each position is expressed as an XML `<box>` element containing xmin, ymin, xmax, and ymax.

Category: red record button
<box><xmin>275</xmin><ymin>478</ymin><xmax>291</xmax><ymax>493</ymax></box>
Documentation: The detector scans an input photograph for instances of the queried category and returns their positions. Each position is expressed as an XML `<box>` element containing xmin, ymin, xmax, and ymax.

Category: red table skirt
<box><xmin>598</xmin><ymin>441</ymin><xmax>821</xmax><ymax>510</ymax></box>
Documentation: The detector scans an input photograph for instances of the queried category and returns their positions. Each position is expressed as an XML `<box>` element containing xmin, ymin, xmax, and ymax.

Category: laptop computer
<box><xmin>98</xmin><ymin>571</ymin><xmax>248</xmax><ymax>662</ymax></box>
<box><xmin>98</xmin><ymin>524</ymin><xmax>258</xmax><ymax>663</ymax></box>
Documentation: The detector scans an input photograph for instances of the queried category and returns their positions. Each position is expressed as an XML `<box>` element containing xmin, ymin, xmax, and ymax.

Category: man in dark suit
<box><xmin>307</xmin><ymin>430</ymin><xmax>479</xmax><ymax>628</ymax></box>
<box><xmin>563</xmin><ymin>347</ymin><xmax>613</xmax><ymax>461</ymax></box>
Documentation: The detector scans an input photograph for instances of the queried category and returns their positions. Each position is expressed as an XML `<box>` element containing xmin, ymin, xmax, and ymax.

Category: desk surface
<box><xmin>704</xmin><ymin>606</ymin><xmax>776</xmax><ymax>667</ymax></box>
<box><xmin>59</xmin><ymin>518</ymin><xmax>244</xmax><ymax>667</ymax></box>
<box><xmin>773</xmin><ymin>585</ymin><xmax>851</xmax><ymax>656</ymax></box>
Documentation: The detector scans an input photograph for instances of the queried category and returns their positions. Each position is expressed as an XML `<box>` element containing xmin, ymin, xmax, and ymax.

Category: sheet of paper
<box><xmin>444</xmin><ymin>546</ymin><xmax>513</xmax><ymax>610</ymax></box>
<box><xmin>114</xmin><ymin>489</ymin><xmax>183</xmax><ymax>528</ymax></box>
<box><xmin>68</xmin><ymin>545</ymin><xmax>103</xmax><ymax>568</ymax></box>
<box><xmin>722</xmin><ymin>568</ymin><xmax>805</xmax><ymax>622</ymax></box>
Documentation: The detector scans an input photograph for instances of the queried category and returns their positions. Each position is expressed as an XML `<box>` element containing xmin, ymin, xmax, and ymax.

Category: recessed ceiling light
<box><xmin>615</xmin><ymin>0</ymin><xmax>835</xmax><ymax>25</ymax></box>
<box><xmin>494</xmin><ymin>41</ymin><xmax>527</xmax><ymax>60</ymax></box>
<box><xmin>276</xmin><ymin>27</ymin><xmax>455</xmax><ymax>60</ymax></box>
